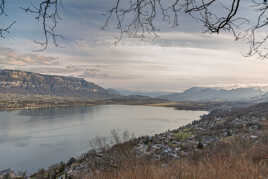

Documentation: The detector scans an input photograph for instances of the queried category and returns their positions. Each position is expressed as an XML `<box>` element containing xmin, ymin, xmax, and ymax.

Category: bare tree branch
<box><xmin>0</xmin><ymin>21</ymin><xmax>16</xmax><ymax>38</ymax></box>
<box><xmin>104</xmin><ymin>0</ymin><xmax>244</xmax><ymax>38</ymax></box>
<box><xmin>0</xmin><ymin>0</ymin><xmax>16</xmax><ymax>39</ymax></box>
<box><xmin>21</xmin><ymin>0</ymin><xmax>63</xmax><ymax>51</ymax></box>
<box><xmin>0</xmin><ymin>0</ymin><xmax>5</xmax><ymax>15</ymax></box>
<box><xmin>104</xmin><ymin>0</ymin><xmax>268</xmax><ymax>59</ymax></box>
<box><xmin>1</xmin><ymin>0</ymin><xmax>268</xmax><ymax>58</ymax></box>
<box><xmin>243</xmin><ymin>0</ymin><xmax>268</xmax><ymax>58</ymax></box>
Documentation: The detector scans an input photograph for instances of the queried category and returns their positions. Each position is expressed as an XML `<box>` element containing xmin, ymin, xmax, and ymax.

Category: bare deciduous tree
<box><xmin>1</xmin><ymin>0</ymin><xmax>268</xmax><ymax>57</ymax></box>
<box><xmin>20</xmin><ymin>0</ymin><xmax>63</xmax><ymax>50</ymax></box>
<box><xmin>0</xmin><ymin>0</ymin><xmax>15</xmax><ymax>38</ymax></box>
<box><xmin>0</xmin><ymin>0</ymin><xmax>62</xmax><ymax>50</ymax></box>
<box><xmin>105</xmin><ymin>0</ymin><xmax>268</xmax><ymax>58</ymax></box>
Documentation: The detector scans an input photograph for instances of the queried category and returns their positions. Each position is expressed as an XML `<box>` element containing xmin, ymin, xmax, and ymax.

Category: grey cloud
<box><xmin>152</xmin><ymin>32</ymin><xmax>237</xmax><ymax>50</ymax></box>
<box><xmin>0</xmin><ymin>0</ymin><xmax>265</xmax><ymax>92</ymax></box>
<box><xmin>24</xmin><ymin>65</ymin><xmax>140</xmax><ymax>81</ymax></box>
<box><xmin>0</xmin><ymin>47</ymin><xmax>59</xmax><ymax>67</ymax></box>
<box><xmin>79</xmin><ymin>68</ymin><xmax>139</xmax><ymax>80</ymax></box>
<box><xmin>0</xmin><ymin>134</ymin><xmax>31</xmax><ymax>146</ymax></box>
<box><xmin>25</xmin><ymin>67</ymin><xmax>76</xmax><ymax>75</ymax></box>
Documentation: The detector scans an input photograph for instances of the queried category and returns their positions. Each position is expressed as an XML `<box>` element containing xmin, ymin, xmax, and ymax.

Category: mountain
<box><xmin>106</xmin><ymin>88</ymin><xmax>121</xmax><ymax>96</ymax></box>
<box><xmin>253</xmin><ymin>92</ymin><xmax>268</xmax><ymax>103</ymax></box>
<box><xmin>114</xmin><ymin>89</ymin><xmax>171</xmax><ymax>97</ymax></box>
<box><xmin>0</xmin><ymin>69</ymin><xmax>119</xmax><ymax>99</ymax></box>
<box><xmin>159</xmin><ymin>87</ymin><xmax>265</xmax><ymax>102</ymax></box>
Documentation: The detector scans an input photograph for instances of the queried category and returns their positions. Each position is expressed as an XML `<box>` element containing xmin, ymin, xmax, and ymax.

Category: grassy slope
<box><xmin>81</xmin><ymin>129</ymin><xmax>268</xmax><ymax>179</ymax></box>
<box><xmin>77</xmin><ymin>103</ymin><xmax>268</xmax><ymax>179</ymax></box>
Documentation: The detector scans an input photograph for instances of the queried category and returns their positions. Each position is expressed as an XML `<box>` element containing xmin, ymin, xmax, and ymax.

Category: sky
<box><xmin>1</xmin><ymin>0</ymin><xmax>268</xmax><ymax>92</ymax></box>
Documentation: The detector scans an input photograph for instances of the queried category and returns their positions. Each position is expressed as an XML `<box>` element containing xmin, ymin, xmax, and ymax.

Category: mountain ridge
<box><xmin>159</xmin><ymin>87</ymin><xmax>265</xmax><ymax>102</ymax></box>
<box><xmin>0</xmin><ymin>69</ymin><xmax>118</xmax><ymax>99</ymax></box>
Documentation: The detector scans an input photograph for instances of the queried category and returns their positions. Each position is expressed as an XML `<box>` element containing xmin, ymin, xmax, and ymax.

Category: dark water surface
<box><xmin>0</xmin><ymin>105</ymin><xmax>207</xmax><ymax>173</ymax></box>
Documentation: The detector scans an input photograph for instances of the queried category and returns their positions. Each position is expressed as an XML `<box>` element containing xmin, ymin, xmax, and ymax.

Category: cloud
<box><xmin>0</xmin><ymin>0</ymin><xmax>267</xmax><ymax>92</ymax></box>
<box><xmin>79</xmin><ymin>67</ymin><xmax>139</xmax><ymax>80</ymax></box>
<box><xmin>151</xmin><ymin>32</ymin><xmax>238</xmax><ymax>51</ymax></box>
<box><xmin>24</xmin><ymin>65</ymin><xmax>140</xmax><ymax>81</ymax></box>
<box><xmin>0</xmin><ymin>47</ymin><xmax>59</xmax><ymax>67</ymax></box>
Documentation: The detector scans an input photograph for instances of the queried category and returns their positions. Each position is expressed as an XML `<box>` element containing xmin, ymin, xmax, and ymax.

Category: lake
<box><xmin>0</xmin><ymin>105</ymin><xmax>207</xmax><ymax>173</ymax></box>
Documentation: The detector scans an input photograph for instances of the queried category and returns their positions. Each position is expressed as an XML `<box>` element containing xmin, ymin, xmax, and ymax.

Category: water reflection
<box><xmin>0</xmin><ymin>134</ymin><xmax>31</xmax><ymax>145</ymax></box>
<box><xmin>0</xmin><ymin>105</ymin><xmax>207</xmax><ymax>173</ymax></box>
<box><xmin>18</xmin><ymin>106</ymin><xmax>99</xmax><ymax>120</ymax></box>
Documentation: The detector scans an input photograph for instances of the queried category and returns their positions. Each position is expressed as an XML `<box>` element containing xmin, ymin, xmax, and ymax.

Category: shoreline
<box><xmin>0</xmin><ymin>96</ymin><xmax>259</xmax><ymax>178</ymax></box>
<box><xmin>27</xmin><ymin>101</ymin><xmax>268</xmax><ymax>178</ymax></box>
<box><xmin>0</xmin><ymin>96</ymin><xmax>246</xmax><ymax>112</ymax></box>
<box><xmin>1</xmin><ymin>108</ymin><xmax>207</xmax><ymax>178</ymax></box>
<box><xmin>0</xmin><ymin>102</ymin><xmax>210</xmax><ymax>178</ymax></box>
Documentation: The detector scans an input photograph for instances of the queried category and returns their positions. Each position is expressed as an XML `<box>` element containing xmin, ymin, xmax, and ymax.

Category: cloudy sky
<box><xmin>1</xmin><ymin>0</ymin><xmax>268</xmax><ymax>92</ymax></box>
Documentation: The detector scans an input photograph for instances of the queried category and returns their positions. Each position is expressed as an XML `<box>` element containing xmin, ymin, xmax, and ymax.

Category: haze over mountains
<box><xmin>111</xmin><ymin>87</ymin><xmax>268</xmax><ymax>102</ymax></box>
<box><xmin>158</xmin><ymin>87</ymin><xmax>265</xmax><ymax>102</ymax></box>
<box><xmin>114</xmin><ymin>89</ymin><xmax>171</xmax><ymax>98</ymax></box>
<box><xmin>1</xmin><ymin>69</ymin><xmax>268</xmax><ymax>102</ymax></box>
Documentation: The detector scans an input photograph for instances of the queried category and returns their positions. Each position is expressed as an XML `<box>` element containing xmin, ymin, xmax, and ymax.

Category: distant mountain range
<box><xmin>111</xmin><ymin>87</ymin><xmax>268</xmax><ymax>102</ymax></box>
<box><xmin>113</xmin><ymin>89</ymin><xmax>171</xmax><ymax>97</ymax></box>
<box><xmin>0</xmin><ymin>69</ymin><xmax>119</xmax><ymax>99</ymax></box>
<box><xmin>1</xmin><ymin>69</ymin><xmax>268</xmax><ymax>103</ymax></box>
<box><xmin>158</xmin><ymin>87</ymin><xmax>265</xmax><ymax>102</ymax></box>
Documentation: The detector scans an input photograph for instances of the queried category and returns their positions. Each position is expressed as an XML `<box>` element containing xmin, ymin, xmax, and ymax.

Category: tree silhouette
<box><xmin>1</xmin><ymin>0</ymin><xmax>268</xmax><ymax>57</ymax></box>
<box><xmin>0</xmin><ymin>0</ymin><xmax>15</xmax><ymax>38</ymax></box>
<box><xmin>105</xmin><ymin>0</ymin><xmax>268</xmax><ymax>58</ymax></box>
<box><xmin>0</xmin><ymin>0</ymin><xmax>62</xmax><ymax>51</ymax></box>
<box><xmin>20</xmin><ymin>0</ymin><xmax>63</xmax><ymax>51</ymax></box>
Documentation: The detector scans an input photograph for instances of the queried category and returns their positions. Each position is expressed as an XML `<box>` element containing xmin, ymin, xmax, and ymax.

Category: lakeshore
<box><xmin>2</xmin><ymin>101</ymin><xmax>267</xmax><ymax>178</ymax></box>
<box><xmin>0</xmin><ymin>93</ymin><xmax>250</xmax><ymax>112</ymax></box>
<box><xmin>0</xmin><ymin>93</ymin><xmax>265</xmax><ymax>179</ymax></box>
<box><xmin>29</xmin><ymin>102</ymin><xmax>268</xmax><ymax>178</ymax></box>
<box><xmin>0</xmin><ymin>104</ymin><xmax>207</xmax><ymax>178</ymax></box>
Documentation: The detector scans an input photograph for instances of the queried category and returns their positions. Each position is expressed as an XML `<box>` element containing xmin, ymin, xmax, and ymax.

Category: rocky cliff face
<box><xmin>0</xmin><ymin>69</ymin><xmax>117</xmax><ymax>99</ymax></box>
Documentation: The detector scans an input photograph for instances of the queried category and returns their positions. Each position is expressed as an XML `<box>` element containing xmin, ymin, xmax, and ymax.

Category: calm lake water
<box><xmin>0</xmin><ymin>105</ymin><xmax>207</xmax><ymax>173</ymax></box>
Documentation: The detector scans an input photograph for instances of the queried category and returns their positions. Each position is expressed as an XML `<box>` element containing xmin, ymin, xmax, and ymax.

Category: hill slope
<box><xmin>159</xmin><ymin>87</ymin><xmax>264</xmax><ymax>102</ymax></box>
<box><xmin>0</xmin><ymin>69</ymin><xmax>117</xmax><ymax>99</ymax></box>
